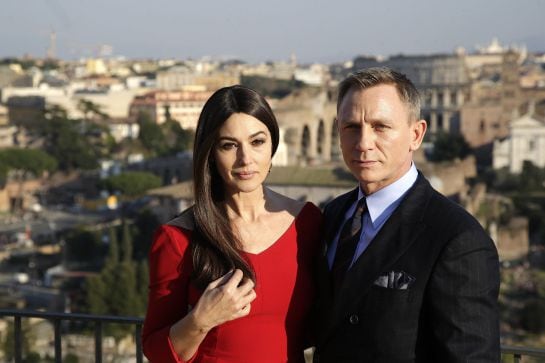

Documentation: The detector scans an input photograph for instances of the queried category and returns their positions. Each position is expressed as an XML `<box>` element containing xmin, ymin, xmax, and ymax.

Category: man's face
<box><xmin>337</xmin><ymin>84</ymin><xmax>426</xmax><ymax>195</ymax></box>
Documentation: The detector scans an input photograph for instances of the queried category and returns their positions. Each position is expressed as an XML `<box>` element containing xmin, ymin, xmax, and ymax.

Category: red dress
<box><xmin>142</xmin><ymin>202</ymin><xmax>323</xmax><ymax>363</ymax></box>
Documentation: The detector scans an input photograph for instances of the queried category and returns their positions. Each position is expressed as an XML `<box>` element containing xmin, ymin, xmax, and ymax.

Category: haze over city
<box><xmin>1</xmin><ymin>0</ymin><xmax>544</xmax><ymax>62</ymax></box>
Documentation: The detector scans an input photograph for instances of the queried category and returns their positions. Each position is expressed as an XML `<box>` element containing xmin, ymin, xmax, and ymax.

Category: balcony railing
<box><xmin>0</xmin><ymin>309</ymin><xmax>144</xmax><ymax>363</ymax></box>
<box><xmin>2</xmin><ymin>309</ymin><xmax>545</xmax><ymax>362</ymax></box>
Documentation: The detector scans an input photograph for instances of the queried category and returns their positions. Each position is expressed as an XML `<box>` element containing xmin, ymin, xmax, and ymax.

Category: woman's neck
<box><xmin>224</xmin><ymin>187</ymin><xmax>268</xmax><ymax>222</ymax></box>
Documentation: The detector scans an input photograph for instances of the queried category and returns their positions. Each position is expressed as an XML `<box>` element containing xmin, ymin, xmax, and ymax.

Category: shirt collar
<box><xmin>357</xmin><ymin>163</ymin><xmax>418</xmax><ymax>225</ymax></box>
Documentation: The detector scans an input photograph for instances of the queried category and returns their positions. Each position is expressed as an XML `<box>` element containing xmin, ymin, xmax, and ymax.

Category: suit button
<box><xmin>349</xmin><ymin>314</ymin><xmax>359</xmax><ymax>325</ymax></box>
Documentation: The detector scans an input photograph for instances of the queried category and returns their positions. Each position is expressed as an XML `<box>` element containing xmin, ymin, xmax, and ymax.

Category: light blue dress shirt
<box><xmin>327</xmin><ymin>164</ymin><xmax>419</xmax><ymax>269</ymax></box>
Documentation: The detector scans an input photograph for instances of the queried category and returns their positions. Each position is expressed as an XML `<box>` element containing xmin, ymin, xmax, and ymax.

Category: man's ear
<box><xmin>409</xmin><ymin>119</ymin><xmax>427</xmax><ymax>151</ymax></box>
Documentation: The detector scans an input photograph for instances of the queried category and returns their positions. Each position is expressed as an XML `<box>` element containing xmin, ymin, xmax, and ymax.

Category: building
<box><xmin>493</xmin><ymin>103</ymin><xmax>545</xmax><ymax>173</ymax></box>
<box><xmin>0</xmin><ymin>104</ymin><xmax>8</xmax><ymax>125</ymax></box>
<box><xmin>353</xmin><ymin>54</ymin><xmax>470</xmax><ymax>135</ymax></box>
<box><xmin>6</xmin><ymin>96</ymin><xmax>46</xmax><ymax>127</ymax></box>
<box><xmin>128</xmin><ymin>90</ymin><xmax>212</xmax><ymax>129</ymax></box>
<box><xmin>0</xmin><ymin>125</ymin><xmax>17</xmax><ymax>148</ymax></box>
<box><xmin>106</xmin><ymin>118</ymin><xmax>140</xmax><ymax>143</ymax></box>
<box><xmin>156</xmin><ymin>65</ymin><xmax>239</xmax><ymax>91</ymax></box>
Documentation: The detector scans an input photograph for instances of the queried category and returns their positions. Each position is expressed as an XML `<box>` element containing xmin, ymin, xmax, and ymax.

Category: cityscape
<box><xmin>1</xmin><ymin>30</ymin><xmax>545</xmax><ymax>362</ymax></box>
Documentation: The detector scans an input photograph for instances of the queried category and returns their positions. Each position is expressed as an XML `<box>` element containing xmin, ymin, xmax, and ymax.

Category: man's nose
<box><xmin>355</xmin><ymin>126</ymin><xmax>374</xmax><ymax>151</ymax></box>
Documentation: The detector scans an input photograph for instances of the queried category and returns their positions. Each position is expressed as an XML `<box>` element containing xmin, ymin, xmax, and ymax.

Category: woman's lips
<box><xmin>234</xmin><ymin>171</ymin><xmax>256</xmax><ymax>179</ymax></box>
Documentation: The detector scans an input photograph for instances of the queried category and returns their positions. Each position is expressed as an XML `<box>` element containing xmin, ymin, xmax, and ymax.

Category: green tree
<box><xmin>42</xmin><ymin>117</ymin><xmax>99</xmax><ymax>170</ymax></box>
<box><xmin>137</xmin><ymin>112</ymin><xmax>168</xmax><ymax>156</ymax></box>
<box><xmin>64</xmin><ymin>229</ymin><xmax>105</xmax><ymax>270</ymax></box>
<box><xmin>519</xmin><ymin>161</ymin><xmax>545</xmax><ymax>191</ymax></box>
<box><xmin>428</xmin><ymin>132</ymin><xmax>471</xmax><ymax>162</ymax></box>
<box><xmin>162</xmin><ymin>120</ymin><xmax>194</xmax><ymax>153</ymax></box>
<box><xmin>38</xmin><ymin>105</ymin><xmax>103</xmax><ymax>170</ymax></box>
<box><xmin>136</xmin><ymin>261</ymin><xmax>150</xmax><ymax>312</ymax></box>
<box><xmin>64</xmin><ymin>353</ymin><xmax>79</xmax><ymax>363</ymax></box>
<box><xmin>99</xmin><ymin>171</ymin><xmax>162</xmax><ymax>197</ymax></box>
<box><xmin>77</xmin><ymin>99</ymin><xmax>107</xmax><ymax>121</ymax></box>
<box><xmin>0</xmin><ymin>148</ymin><xmax>58</xmax><ymax>176</ymax></box>
<box><xmin>85</xmin><ymin>220</ymin><xmax>148</xmax><ymax>326</ymax></box>
<box><xmin>241</xmin><ymin>75</ymin><xmax>306</xmax><ymax>98</ymax></box>
<box><xmin>1</xmin><ymin>320</ymin><xmax>36</xmax><ymax>362</ymax></box>
<box><xmin>133</xmin><ymin>209</ymin><xmax>160</xmax><ymax>260</ymax></box>
<box><xmin>121</xmin><ymin>220</ymin><xmax>133</xmax><ymax>262</ymax></box>
<box><xmin>520</xmin><ymin>299</ymin><xmax>545</xmax><ymax>334</ymax></box>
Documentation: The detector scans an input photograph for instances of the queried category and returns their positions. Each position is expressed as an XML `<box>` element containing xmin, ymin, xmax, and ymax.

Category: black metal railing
<box><xmin>2</xmin><ymin>309</ymin><xmax>545</xmax><ymax>363</ymax></box>
<box><xmin>502</xmin><ymin>345</ymin><xmax>545</xmax><ymax>363</ymax></box>
<box><xmin>0</xmin><ymin>309</ymin><xmax>144</xmax><ymax>363</ymax></box>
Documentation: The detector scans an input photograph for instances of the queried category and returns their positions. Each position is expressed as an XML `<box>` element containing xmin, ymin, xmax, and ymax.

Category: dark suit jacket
<box><xmin>313</xmin><ymin>172</ymin><xmax>500</xmax><ymax>363</ymax></box>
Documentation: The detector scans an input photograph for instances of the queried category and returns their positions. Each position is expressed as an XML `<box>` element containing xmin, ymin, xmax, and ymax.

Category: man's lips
<box><xmin>352</xmin><ymin>160</ymin><xmax>377</xmax><ymax>167</ymax></box>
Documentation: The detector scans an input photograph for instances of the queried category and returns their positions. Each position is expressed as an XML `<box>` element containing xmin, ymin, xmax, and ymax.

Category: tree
<box><xmin>0</xmin><ymin>148</ymin><xmax>57</xmax><ymax>212</ymax></box>
<box><xmin>133</xmin><ymin>209</ymin><xmax>160</xmax><ymax>260</ymax></box>
<box><xmin>241</xmin><ymin>75</ymin><xmax>306</xmax><ymax>98</ymax></box>
<box><xmin>520</xmin><ymin>299</ymin><xmax>545</xmax><ymax>334</ymax></box>
<box><xmin>136</xmin><ymin>261</ymin><xmax>149</xmax><ymax>312</ymax></box>
<box><xmin>40</xmin><ymin>116</ymin><xmax>100</xmax><ymax>170</ymax></box>
<box><xmin>519</xmin><ymin>161</ymin><xmax>545</xmax><ymax>191</ymax></box>
<box><xmin>1</xmin><ymin>320</ymin><xmax>36</xmax><ymax>362</ymax></box>
<box><xmin>0</xmin><ymin>148</ymin><xmax>58</xmax><ymax>176</ymax></box>
<box><xmin>85</xmin><ymin>220</ymin><xmax>149</xmax><ymax>325</ymax></box>
<box><xmin>77</xmin><ymin>99</ymin><xmax>107</xmax><ymax>121</ymax></box>
<box><xmin>121</xmin><ymin>220</ymin><xmax>133</xmax><ymax>262</ymax></box>
<box><xmin>137</xmin><ymin>112</ymin><xmax>167</xmax><ymax>156</ymax></box>
<box><xmin>64</xmin><ymin>229</ymin><xmax>105</xmax><ymax>270</ymax></box>
<box><xmin>428</xmin><ymin>132</ymin><xmax>471</xmax><ymax>162</ymax></box>
<box><xmin>162</xmin><ymin>120</ymin><xmax>194</xmax><ymax>153</ymax></box>
<box><xmin>99</xmin><ymin>171</ymin><xmax>162</xmax><ymax>197</ymax></box>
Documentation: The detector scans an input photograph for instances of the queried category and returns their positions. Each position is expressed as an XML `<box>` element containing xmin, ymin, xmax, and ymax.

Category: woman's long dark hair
<box><xmin>191</xmin><ymin>85</ymin><xmax>279</xmax><ymax>289</ymax></box>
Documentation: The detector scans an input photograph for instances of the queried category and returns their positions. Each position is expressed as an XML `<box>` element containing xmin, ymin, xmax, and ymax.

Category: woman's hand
<box><xmin>189</xmin><ymin>269</ymin><xmax>256</xmax><ymax>333</ymax></box>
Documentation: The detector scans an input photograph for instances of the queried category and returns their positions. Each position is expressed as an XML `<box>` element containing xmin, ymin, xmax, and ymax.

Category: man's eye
<box><xmin>344</xmin><ymin>124</ymin><xmax>359</xmax><ymax>130</ymax></box>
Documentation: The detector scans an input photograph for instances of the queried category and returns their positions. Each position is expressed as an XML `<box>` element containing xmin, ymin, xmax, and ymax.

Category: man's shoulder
<box><xmin>416</xmin><ymin>176</ymin><xmax>487</xmax><ymax>235</ymax></box>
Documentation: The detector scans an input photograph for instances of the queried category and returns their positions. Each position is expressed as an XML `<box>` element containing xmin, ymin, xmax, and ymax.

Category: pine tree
<box><xmin>121</xmin><ymin>220</ymin><xmax>133</xmax><ymax>262</ymax></box>
<box><xmin>136</xmin><ymin>261</ymin><xmax>150</xmax><ymax>313</ymax></box>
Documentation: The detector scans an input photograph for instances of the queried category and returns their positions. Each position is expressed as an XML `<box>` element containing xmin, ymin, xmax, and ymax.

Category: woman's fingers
<box><xmin>221</xmin><ymin>269</ymin><xmax>244</xmax><ymax>292</ymax></box>
<box><xmin>237</xmin><ymin>277</ymin><xmax>255</xmax><ymax>296</ymax></box>
<box><xmin>206</xmin><ymin>269</ymin><xmax>235</xmax><ymax>290</ymax></box>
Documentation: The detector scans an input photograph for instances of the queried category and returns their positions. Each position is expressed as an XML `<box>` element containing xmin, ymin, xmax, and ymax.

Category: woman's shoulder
<box><xmin>165</xmin><ymin>205</ymin><xmax>195</xmax><ymax>231</ymax></box>
<box><xmin>151</xmin><ymin>209</ymin><xmax>195</xmax><ymax>257</ymax></box>
<box><xmin>267</xmin><ymin>189</ymin><xmax>321</xmax><ymax>217</ymax></box>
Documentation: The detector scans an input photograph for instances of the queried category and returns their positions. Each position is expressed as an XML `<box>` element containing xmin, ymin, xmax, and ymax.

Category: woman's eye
<box><xmin>220</xmin><ymin>143</ymin><xmax>236</xmax><ymax>150</ymax></box>
<box><xmin>251</xmin><ymin>139</ymin><xmax>266</xmax><ymax>146</ymax></box>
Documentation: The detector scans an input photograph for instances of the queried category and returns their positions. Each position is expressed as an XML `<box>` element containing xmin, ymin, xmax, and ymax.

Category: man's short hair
<box><xmin>337</xmin><ymin>67</ymin><xmax>421</xmax><ymax>122</ymax></box>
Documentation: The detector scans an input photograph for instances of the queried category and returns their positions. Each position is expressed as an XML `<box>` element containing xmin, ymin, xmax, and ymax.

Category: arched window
<box><xmin>301</xmin><ymin>125</ymin><xmax>310</xmax><ymax>160</ymax></box>
<box><xmin>331</xmin><ymin>119</ymin><xmax>340</xmax><ymax>161</ymax></box>
<box><xmin>317</xmin><ymin>120</ymin><xmax>325</xmax><ymax>157</ymax></box>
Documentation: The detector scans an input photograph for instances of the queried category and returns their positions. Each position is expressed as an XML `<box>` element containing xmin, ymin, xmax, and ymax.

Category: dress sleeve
<box><xmin>142</xmin><ymin>225</ymin><xmax>197</xmax><ymax>363</ymax></box>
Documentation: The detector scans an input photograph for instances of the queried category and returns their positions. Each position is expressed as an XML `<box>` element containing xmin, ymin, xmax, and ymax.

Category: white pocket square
<box><xmin>374</xmin><ymin>270</ymin><xmax>415</xmax><ymax>290</ymax></box>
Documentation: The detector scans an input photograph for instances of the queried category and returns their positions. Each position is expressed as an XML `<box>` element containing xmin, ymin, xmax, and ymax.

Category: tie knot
<box><xmin>355</xmin><ymin>198</ymin><xmax>367</xmax><ymax>215</ymax></box>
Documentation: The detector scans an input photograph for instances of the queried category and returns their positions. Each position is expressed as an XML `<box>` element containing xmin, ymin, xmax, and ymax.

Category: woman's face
<box><xmin>213</xmin><ymin>112</ymin><xmax>273</xmax><ymax>195</ymax></box>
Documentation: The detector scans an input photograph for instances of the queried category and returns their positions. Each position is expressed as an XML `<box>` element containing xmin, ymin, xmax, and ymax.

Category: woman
<box><xmin>142</xmin><ymin>85</ymin><xmax>323</xmax><ymax>362</ymax></box>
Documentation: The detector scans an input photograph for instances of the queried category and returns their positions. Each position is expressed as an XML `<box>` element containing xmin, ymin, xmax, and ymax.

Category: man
<box><xmin>314</xmin><ymin>67</ymin><xmax>500</xmax><ymax>362</ymax></box>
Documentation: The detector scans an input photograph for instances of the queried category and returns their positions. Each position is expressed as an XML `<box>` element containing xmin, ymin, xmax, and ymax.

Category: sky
<box><xmin>1</xmin><ymin>0</ymin><xmax>544</xmax><ymax>64</ymax></box>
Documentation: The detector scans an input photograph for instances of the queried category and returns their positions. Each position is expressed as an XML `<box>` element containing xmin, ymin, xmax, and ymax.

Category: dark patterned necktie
<box><xmin>332</xmin><ymin>198</ymin><xmax>367</xmax><ymax>291</ymax></box>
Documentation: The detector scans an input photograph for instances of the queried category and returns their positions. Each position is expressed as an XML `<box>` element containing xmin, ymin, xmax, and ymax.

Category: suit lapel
<box><xmin>316</xmin><ymin>188</ymin><xmax>359</xmax><ymax>329</ymax></box>
<box><xmin>326</xmin><ymin>173</ymin><xmax>432</xmax><ymax>333</ymax></box>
